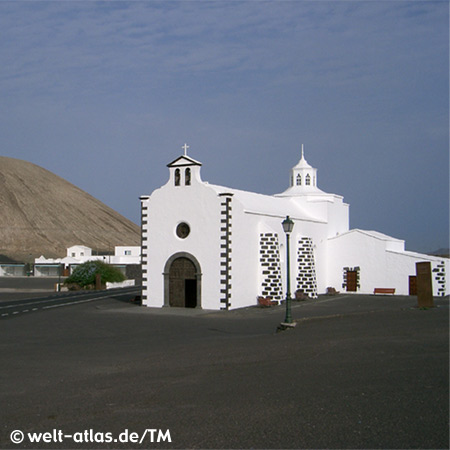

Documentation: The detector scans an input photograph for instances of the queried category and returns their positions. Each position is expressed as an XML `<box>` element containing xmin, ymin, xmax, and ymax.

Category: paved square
<box><xmin>1</xmin><ymin>293</ymin><xmax>448</xmax><ymax>448</ymax></box>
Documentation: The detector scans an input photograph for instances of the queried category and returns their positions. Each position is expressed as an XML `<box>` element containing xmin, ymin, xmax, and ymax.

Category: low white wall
<box><xmin>106</xmin><ymin>279</ymin><xmax>135</xmax><ymax>289</ymax></box>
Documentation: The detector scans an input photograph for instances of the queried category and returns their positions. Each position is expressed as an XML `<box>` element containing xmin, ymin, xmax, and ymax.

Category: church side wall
<box><xmin>327</xmin><ymin>232</ymin><xmax>449</xmax><ymax>296</ymax></box>
<box><xmin>230</xmin><ymin>212</ymin><xmax>330</xmax><ymax>307</ymax></box>
<box><xmin>327</xmin><ymin>232</ymin><xmax>388</xmax><ymax>294</ymax></box>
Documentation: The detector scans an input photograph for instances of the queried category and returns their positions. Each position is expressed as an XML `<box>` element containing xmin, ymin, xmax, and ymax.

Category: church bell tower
<box><xmin>167</xmin><ymin>143</ymin><xmax>202</xmax><ymax>187</ymax></box>
<box><xmin>290</xmin><ymin>144</ymin><xmax>318</xmax><ymax>190</ymax></box>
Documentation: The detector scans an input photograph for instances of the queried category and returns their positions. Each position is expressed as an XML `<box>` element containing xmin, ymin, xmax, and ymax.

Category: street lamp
<box><xmin>281</xmin><ymin>216</ymin><xmax>296</xmax><ymax>327</ymax></box>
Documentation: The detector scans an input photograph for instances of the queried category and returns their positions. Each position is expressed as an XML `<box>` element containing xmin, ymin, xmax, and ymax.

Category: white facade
<box><xmin>140</xmin><ymin>147</ymin><xmax>448</xmax><ymax>310</ymax></box>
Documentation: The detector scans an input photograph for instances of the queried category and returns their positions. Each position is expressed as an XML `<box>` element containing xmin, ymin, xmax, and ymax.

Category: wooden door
<box><xmin>346</xmin><ymin>270</ymin><xmax>357</xmax><ymax>292</ymax></box>
<box><xmin>409</xmin><ymin>275</ymin><xmax>417</xmax><ymax>295</ymax></box>
<box><xmin>169</xmin><ymin>257</ymin><xmax>196</xmax><ymax>307</ymax></box>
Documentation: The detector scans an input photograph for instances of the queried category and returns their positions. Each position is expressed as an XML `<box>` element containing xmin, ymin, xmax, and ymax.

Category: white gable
<box><xmin>167</xmin><ymin>155</ymin><xmax>202</xmax><ymax>167</ymax></box>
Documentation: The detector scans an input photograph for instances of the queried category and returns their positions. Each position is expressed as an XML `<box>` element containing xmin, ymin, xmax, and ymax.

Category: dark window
<box><xmin>176</xmin><ymin>222</ymin><xmax>190</xmax><ymax>239</ymax></box>
<box><xmin>185</xmin><ymin>168</ymin><xmax>191</xmax><ymax>186</ymax></box>
<box><xmin>175</xmin><ymin>169</ymin><xmax>180</xmax><ymax>186</ymax></box>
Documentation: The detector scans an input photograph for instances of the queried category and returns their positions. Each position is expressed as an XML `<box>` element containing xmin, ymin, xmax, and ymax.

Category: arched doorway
<box><xmin>163</xmin><ymin>253</ymin><xmax>202</xmax><ymax>308</ymax></box>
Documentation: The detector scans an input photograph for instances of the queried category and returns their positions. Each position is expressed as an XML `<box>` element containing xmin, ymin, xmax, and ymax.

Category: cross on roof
<box><xmin>182</xmin><ymin>143</ymin><xmax>189</xmax><ymax>156</ymax></box>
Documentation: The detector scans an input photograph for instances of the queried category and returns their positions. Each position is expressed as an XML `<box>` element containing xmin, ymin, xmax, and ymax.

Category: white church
<box><xmin>140</xmin><ymin>145</ymin><xmax>448</xmax><ymax>310</ymax></box>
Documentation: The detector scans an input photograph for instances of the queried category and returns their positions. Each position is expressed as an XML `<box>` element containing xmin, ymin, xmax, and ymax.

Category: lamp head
<box><xmin>282</xmin><ymin>216</ymin><xmax>294</xmax><ymax>234</ymax></box>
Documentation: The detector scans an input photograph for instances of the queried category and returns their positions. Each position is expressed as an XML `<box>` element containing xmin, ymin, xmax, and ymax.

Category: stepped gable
<box><xmin>0</xmin><ymin>156</ymin><xmax>140</xmax><ymax>262</ymax></box>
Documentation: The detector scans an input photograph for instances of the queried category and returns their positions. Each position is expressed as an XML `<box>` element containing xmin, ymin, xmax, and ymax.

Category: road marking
<box><xmin>42</xmin><ymin>295</ymin><xmax>113</xmax><ymax>309</ymax></box>
<box><xmin>0</xmin><ymin>296</ymin><xmax>89</xmax><ymax>310</ymax></box>
<box><xmin>0</xmin><ymin>288</ymin><xmax>139</xmax><ymax>310</ymax></box>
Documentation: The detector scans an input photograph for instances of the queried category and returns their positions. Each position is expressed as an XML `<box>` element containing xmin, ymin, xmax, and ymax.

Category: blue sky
<box><xmin>0</xmin><ymin>0</ymin><xmax>448</xmax><ymax>253</ymax></box>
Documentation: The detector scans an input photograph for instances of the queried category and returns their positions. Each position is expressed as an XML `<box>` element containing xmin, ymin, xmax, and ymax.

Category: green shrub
<box><xmin>65</xmin><ymin>260</ymin><xmax>125</xmax><ymax>288</ymax></box>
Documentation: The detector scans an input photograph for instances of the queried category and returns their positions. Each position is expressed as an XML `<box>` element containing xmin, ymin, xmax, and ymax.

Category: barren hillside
<box><xmin>0</xmin><ymin>156</ymin><xmax>140</xmax><ymax>262</ymax></box>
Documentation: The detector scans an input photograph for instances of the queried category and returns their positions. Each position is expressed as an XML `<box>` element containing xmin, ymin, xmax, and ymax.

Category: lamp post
<box><xmin>281</xmin><ymin>216</ymin><xmax>296</xmax><ymax>327</ymax></box>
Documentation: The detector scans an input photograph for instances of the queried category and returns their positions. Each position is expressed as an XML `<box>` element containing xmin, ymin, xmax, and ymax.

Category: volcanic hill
<box><xmin>0</xmin><ymin>156</ymin><xmax>140</xmax><ymax>262</ymax></box>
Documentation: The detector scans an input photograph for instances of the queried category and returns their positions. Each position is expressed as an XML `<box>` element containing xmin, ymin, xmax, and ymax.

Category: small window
<box><xmin>176</xmin><ymin>222</ymin><xmax>190</xmax><ymax>239</ymax></box>
<box><xmin>185</xmin><ymin>168</ymin><xmax>191</xmax><ymax>186</ymax></box>
<box><xmin>296</xmin><ymin>174</ymin><xmax>301</xmax><ymax>186</ymax></box>
<box><xmin>305</xmin><ymin>174</ymin><xmax>311</xmax><ymax>185</ymax></box>
<box><xmin>125</xmin><ymin>250</ymin><xmax>131</xmax><ymax>256</ymax></box>
<box><xmin>71</xmin><ymin>253</ymin><xmax>76</xmax><ymax>257</ymax></box>
<box><xmin>175</xmin><ymin>169</ymin><xmax>180</xmax><ymax>186</ymax></box>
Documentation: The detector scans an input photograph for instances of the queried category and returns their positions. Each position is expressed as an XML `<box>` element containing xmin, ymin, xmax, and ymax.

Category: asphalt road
<box><xmin>0</xmin><ymin>287</ymin><xmax>140</xmax><ymax>319</ymax></box>
<box><xmin>0</xmin><ymin>277</ymin><xmax>62</xmax><ymax>302</ymax></box>
<box><xmin>0</xmin><ymin>292</ymin><xmax>448</xmax><ymax>449</ymax></box>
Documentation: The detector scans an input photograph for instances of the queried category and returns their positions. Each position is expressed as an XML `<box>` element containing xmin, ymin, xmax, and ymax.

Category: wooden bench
<box><xmin>326</xmin><ymin>287</ymin><xmax>340</xmax><ymax>296</ymax></box>
<box><xmin>373</xmin><ymin>288</ymin><xmax>395</xmax><ymax>295</ymax></box>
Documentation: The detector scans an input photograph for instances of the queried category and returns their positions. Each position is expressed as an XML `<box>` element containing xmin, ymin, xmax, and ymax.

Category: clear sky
<box><xmin>1</xmin><ymin>1</ymin><xmax>448</xmax><ymax>253</ymax></box>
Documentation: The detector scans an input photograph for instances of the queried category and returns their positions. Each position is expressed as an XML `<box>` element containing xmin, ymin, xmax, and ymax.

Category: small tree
<box><xmin>65</xmin><ymin>260</ymin><xmax>125</xmax><ymax>289</ymax></box>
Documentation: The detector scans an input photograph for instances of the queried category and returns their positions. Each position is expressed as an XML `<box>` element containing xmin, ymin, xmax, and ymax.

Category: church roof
<box><xmin>293</xmin><ymin>154</ymin><xmax>312</xmax><ymax>169</ymax></box>
<box><xmin>277</xmin><ymin>184</ymin><xmax>321</xmax><ymax>195</ymax></box>
<box><xmin>275</xmin><ymin>185</ymin><xmax>341</xmax><ymax>199</ymax></box>
<box><xmin>207</xmin><ymin>183</ymin><xmax>325</xmax><ymax>223</ymax></box>
<box><xmin>328</xmin><ymin>229</ymin><xmax>405</xmax><ymax>252</ymax></box>
<box><xmin>330</xmin><ymin>229</ymin><xmax>404</xmax><ymax>242</ymax></box>
<box><xmin>293</xmin><ymin>144</ymin><xmax>312</xmax><ymax>168</ymax></box>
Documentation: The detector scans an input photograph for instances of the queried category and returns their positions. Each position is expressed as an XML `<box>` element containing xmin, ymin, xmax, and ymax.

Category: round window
<box><xmin>176</xmin><ymin>222</ymin><xmax>190</xmax><ymax>239</ymax></box>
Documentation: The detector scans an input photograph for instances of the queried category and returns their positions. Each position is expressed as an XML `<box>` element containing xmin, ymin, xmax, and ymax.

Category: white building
<box><xmin>0</xmin><ymin>264</ymin><xmax>26</xmax><ymax>277</ymax></box>
<box><xmin>67</xmin><ymin>245</ymin><xmax>92</xmax><ymax>259</ymax></box>
<box><xmin>34</xmin><ymin>245</ymin><xmax>141</xmax><ymax>277</ymax></box>
<box><xmin>140</xmin><ymin>146</ymin><xmax>448</xmax><ymax>310</ymax></box>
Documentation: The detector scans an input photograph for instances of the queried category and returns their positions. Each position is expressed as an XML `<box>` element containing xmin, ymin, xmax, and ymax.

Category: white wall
<box><xmin>386</xmin><ymin>251</ymin><xmax>449</xmax><ymax>296</ymax></box>
<box><xmin>142</xmin><ymin>177</ymin><xmax>223</xmax><ymax>309</ymax></box>
<box><xmin>227</xmin><ymin>202</ymin><xmax>258</xmax><ymax>308</ymax></box>
<box><xmin>328</xmin><ymin>231</ymin><xmax>393</xmax><ymax>293</ymax></box>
